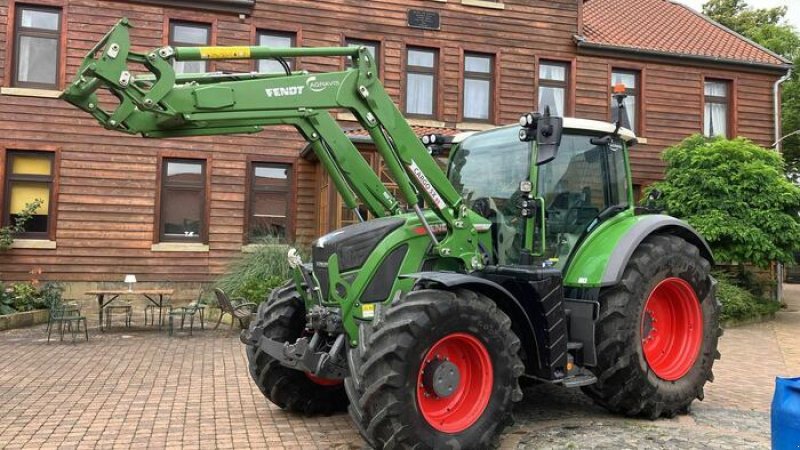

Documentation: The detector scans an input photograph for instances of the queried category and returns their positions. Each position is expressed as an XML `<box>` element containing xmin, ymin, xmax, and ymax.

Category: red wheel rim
<box><xmin>305</xmin><ymin>372</ymin><xmax>343</xmax><ymax>386</ymax></box>
<box><xmin>416</xmin><ymin>332</ymin><xmax>493</xmax><ymax>433</ymax></box>
<box><xmin>641</xmin><ymin>277</ymin><xmax>703</xmax><ymax>381</ymax></box>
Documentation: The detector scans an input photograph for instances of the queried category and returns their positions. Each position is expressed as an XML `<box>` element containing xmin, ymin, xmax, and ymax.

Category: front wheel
<box><xmin>582</xmin><ymin>234</ymin><xmax>721</xmax><ymax>418</ymax></box>
<box><xmin>346</xmin><ymin>288</ymin><xmax>525</xmax><ymax>449</ymax></box>
<box><xmin>245</xmin><ymin>281</ymin><xmax>348</xmax><ymax>415</ymax></box>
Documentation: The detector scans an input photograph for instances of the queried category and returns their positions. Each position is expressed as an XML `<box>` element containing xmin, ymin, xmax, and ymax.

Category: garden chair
<box><xmin>104</xmin><ymin>302</ymin><xmax>132</xmax><ymax>329</ymax></box>
<box><xmin>213</xmin><ymin>288</ymin><xmax>256</xmax><ymax>330</ymax></box>
<box><xmin>144</xmin><ymin>292</ymin><xmax>173</xmax><ymax>327</ymax></box>
<box><xmin>47</xmin><ymin>304</ymin><xmax>88</xmax><ymax>343</ymax></box>
<box><xmin>167</xmin><ymin>289</ymin><xmax>207</xmax><ymax>336</ymax></box>
<box><xmin>46</xmin><ymin>301</ymin><xmax>79</xmax><ymax>334</ymax></box>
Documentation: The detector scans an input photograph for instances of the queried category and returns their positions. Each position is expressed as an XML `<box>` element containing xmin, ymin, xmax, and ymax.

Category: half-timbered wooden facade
<box><xmin>0</xmin><ymin>0</ymin><xmax>791</xmax><ymax>291</ymax></box>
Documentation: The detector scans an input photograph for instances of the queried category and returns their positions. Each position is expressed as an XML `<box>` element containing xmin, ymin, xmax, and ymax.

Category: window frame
<box><xmin>168</xmin><ymin>20</ymin><xmax>212</xmax><ymax>73</ymax></box>
<box><xmin>537</xmin><ymin>59</ymin><xmax>570</xmax><ymax>117</ymax></box>
<box><xmin>157</xmin><ymin>157</ymin><xmax>208</xmax><ymax>244</ymax></box>
<box><xmin>3</xmin><ymin>150</ymin><xmax>56</xmax><ymax>240</ymax></box>
<box><xmin>404</xmin><ymin>46</ymin><xmax>439</xmax><ymax>119</ymax></box>
<box><xmin>245</xmin><ymin>160</ymin><xmax>295</xmax><ymax>243</ymax></box>
<box><xmin>462</xmin><ymin>52</ymin><xmax>495</xmax><ymax>123</ymax></box>
<box><xmin>345</xmin><ymin>38</ymin><xmax>381</xmax><ymax>72</ymax></box>
<box><xmin>610</xmin><ymin>69</ymin><xmax>641</xmax><ymax>134</ymax></box>
<box><xmin>12</xmin><ymin>4</ymin><xmax>63</xmax><ymax>89</ymax></box>
<box><xmin>255</xmin><ymin>29</ymin><xmax>297</xmax><ymax>73</ymax></box>
<box><xmin>703</xmin><ymin>78</ymin><xmax>732</xmax><ymax>138</ymax></box>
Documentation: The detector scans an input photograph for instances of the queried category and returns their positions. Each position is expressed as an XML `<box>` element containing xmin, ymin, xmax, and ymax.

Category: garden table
<box><xmin>85</xmin><ymin>289</ymin><xmax>174</xmax><ymax>331</ymax></box>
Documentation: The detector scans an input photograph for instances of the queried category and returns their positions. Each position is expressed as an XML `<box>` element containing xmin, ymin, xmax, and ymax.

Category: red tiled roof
<box><xmin>582</xmin><ymin>0</ymin><xmax>790</xmax><ymax>67</ymax></box>
<box><xmin>345</xmin><ymin>125</ymin><xmax>463</xmax><ymax>139</ymax></box>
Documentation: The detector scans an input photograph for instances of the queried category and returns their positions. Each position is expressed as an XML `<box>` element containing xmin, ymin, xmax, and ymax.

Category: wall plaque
<box><xmin>408</xmin><ymin>10</ymin><xmax>441</xmax><ymax>31</ymax></box>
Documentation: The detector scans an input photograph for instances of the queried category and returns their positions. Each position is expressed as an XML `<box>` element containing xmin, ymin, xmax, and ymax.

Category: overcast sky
<box><xmin>671</xmin><ymin>0</ymin><xmax>800</xmax><ymax>29</ymax></box>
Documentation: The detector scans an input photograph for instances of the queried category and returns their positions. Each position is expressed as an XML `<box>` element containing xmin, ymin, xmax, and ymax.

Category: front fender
<box><xmin>402</xmin><ymin>271</ymin><xmax>541</xmax><ymax>371</ymax></box>
<box><xmin>564</xmin><ymin>212</ymin><xmax>714</xmax><ymax>288</ymax></box>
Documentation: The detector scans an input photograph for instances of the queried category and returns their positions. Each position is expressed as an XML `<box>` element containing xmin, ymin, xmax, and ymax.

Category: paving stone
<box><xmin>1</xmin><ymin>286</ymin><xmax>798</xmax><ymax>448</ymax></box>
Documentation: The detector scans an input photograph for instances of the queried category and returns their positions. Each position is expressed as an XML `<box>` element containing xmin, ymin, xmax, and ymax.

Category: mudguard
<box><xmin>402</xmin><ymin>271</ymin><xmax>541</xmax><ymax>371</ymax></box>
<box><xmin>564</xmin><ymin>213</ymin><xmax>714</xmax><ymax>288</ymax></box>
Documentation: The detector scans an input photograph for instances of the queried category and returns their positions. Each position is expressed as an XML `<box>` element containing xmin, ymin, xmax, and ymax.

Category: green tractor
<box><xmin>63</xmin><ymin>20</ymin><xmax>721</xmax><ymax>449</ymax></box>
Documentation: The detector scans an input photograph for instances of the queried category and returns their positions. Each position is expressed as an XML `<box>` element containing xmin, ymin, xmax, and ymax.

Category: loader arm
<box><xmin>62</xmin><ymin>19</ymin><xmax>488</xmax><ymax>269</ymax></box>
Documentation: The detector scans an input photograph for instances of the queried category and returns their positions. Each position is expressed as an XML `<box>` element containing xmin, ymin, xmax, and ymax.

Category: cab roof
<box><xmin>453</xmin><ymin>118</ymin><xmax>638</xmax><ymax>145</ymax></box>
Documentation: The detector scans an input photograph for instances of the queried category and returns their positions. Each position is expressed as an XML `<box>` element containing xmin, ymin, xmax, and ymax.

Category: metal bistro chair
<box><xmin>46</xmin><ymin>301</ymin><xmax>79</xmax><ymax>334</ymax></box>
<box><xmin>47</xmin><ymin>304</ymin><xmax>88</xmax><ymax>343</ymax></box>
<box><xmin>167</xmin><ymin>289</ymin><xmax>207</xmax><ymax>336</ymax></box>
<box><xmin>213</xmin><ymin>288</ymin><xmax>256</xmax><ymax>330</ymax></box>
<box><xmin>144</xmin><ymin>292</ymin><xmax>173</xmax><ymax>327</ymax></box>
<box><xmin>104</xmin><ymin>302</ymin><xmax>132</xmax><ymax>329</ymax></box>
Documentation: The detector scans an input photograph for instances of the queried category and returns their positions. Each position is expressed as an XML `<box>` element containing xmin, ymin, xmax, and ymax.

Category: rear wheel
<box><xmin>346</xmin><ymin>288</ymin><xmax>524</xmax><ymax>449</ymax></box>
<box><xmin>245</xmin><ymin>281</ymin><xmax>348</xmax><ymax>415</ymax></box>
<box><xmin>582</xmin><ymin>234</ymin><xmax>721</xmax><ymax>418</ymax></box>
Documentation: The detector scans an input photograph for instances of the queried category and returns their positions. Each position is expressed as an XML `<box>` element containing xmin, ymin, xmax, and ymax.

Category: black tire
<box><xmin>582</xmin><ymin>234</ymin><xmax>722</xmax><ymax>419</ymax></box>
<box><xmin>245</xmin><ymin>281</ymin><xmax>348</xmax><ymax>415</ymax></box>
<box><xmin>346</xmin><ymin>288</ymin><xmax>525</xmax><ymax>449</ymax></box>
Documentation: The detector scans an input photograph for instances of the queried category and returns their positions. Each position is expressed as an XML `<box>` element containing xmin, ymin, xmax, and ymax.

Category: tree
<box><xmin>650</xmin><ymin>135</ymin><xmax>800</xmax><ymax>267</ymax></box>
<box><xmin>702</xmin><ymin>0</ymin><xmax>800</xmax><ymax>174</ymax></box>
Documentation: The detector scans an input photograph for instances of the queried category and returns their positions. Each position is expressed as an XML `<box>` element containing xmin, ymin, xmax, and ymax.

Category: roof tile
<box><xmin>582</xmin><ymin>0</ymin><xmax>789</xmax><ymax>66</ymax></box>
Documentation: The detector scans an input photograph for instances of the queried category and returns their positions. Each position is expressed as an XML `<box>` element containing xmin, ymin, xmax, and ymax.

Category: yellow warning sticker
<box><xmin>199</xmin><ymin>46</ymin><xmax>251</xmax><ymax>60</ymax></box>
<box><xmin>362</xmin><ymin>304</ymin><xmax>375</xmax><ymax>319</ymax></box>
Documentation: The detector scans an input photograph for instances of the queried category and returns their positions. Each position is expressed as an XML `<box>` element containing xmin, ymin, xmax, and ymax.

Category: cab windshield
<box><xmin>449</xmin><ymin>127</ymin><xmax>530</xmax><ymax>265</ymax></box>
<box><xmin>449</xmin><ymin>127</ymin><xmax>630</xmax><ymax>266</ymax></box>
<box><xmin>537</xmin><ymin>134</ymin><xmax>629</xmax><ymax>264</ymax></box>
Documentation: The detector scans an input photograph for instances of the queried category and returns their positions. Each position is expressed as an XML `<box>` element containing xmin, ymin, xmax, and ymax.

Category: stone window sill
<box><xmin>0</xmin><ymin>87</ymin><xmax>62</xmax><ymax>98</ymax></box>
<box><xmin>407</xmin><ymin>118</ymin><xmax>447</xmax><ymax>128</ymax></box>
<box><xmin>241</xmin><ymin>243</ymin><xmax>290</xmax><ymax>253</ymax></box>
<box><xmin>151</xmin><ymin>242</ymin><xmax>210</xmax><ymax>252</ymax></box>
<box><xmin>461</xmin><ymin>0</ymin><xmax>505</xmax><ymax>9</ymax></box>
<box><xmin>456</xmin><ymin>122</ymin><xmax>497</xmax><ymax>131</ymax></box>
<box><xmin>9</xmin><ymin>239</ymin><xmax>57</xmax><ymax>250</ymax></box>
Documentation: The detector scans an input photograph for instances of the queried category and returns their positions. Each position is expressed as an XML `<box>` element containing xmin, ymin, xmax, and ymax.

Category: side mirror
<box><xmin>518</xmin><ymin>107</ymin><xmax>564</xmax><ymax>166</ymax></box>
<box><xmin>647</xmin><ymin>188</ymin><xmax>662</xmax><ymax>204</ymax></box>
<box><xmin>535</xmin><ymin>114</ymin><xmax>563</xmax><ymax>165</ymax></box>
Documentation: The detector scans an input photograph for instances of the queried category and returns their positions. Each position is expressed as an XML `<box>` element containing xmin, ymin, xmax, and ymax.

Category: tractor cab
<box><xmin>448</xmin><ymin>119</ymin><xmax>637</xmax><ymax>268</ymax></box>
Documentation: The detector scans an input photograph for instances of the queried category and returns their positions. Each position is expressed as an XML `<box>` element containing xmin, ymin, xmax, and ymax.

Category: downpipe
<box><xmin>774</xmin><ymin>68</ymin><xmax>792</xmax><ymax>302</ymax></box>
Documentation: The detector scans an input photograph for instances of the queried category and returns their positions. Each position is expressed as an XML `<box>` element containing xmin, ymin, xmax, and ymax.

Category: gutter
<box><xmin>574</xmin><ymin>38</ymin><xmax>792</xmax><ymax>73</ymax></box>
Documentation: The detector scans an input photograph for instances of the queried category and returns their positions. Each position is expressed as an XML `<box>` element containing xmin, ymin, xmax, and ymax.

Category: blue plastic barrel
<box><xmin>772</xmin><ymin>377</ymin><xmax>800</xmax><ymax>449</ymax></box>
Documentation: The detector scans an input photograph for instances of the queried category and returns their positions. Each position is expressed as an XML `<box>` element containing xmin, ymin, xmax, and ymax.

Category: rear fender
<box><xmin>565</xmin><ymin>213</ymin><xmax>714</xmax><ymax>288</ymax></box>
<box><xmin>402</xmin><ymin>272</ymin><xmax>541</xmax><ymax>371</ymax></box>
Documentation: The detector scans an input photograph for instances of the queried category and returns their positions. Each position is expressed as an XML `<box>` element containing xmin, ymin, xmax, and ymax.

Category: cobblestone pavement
<box><xmin>0</xmin><ymin>286</ymin><xmax>797</xmax><ymax>449</ymax></box>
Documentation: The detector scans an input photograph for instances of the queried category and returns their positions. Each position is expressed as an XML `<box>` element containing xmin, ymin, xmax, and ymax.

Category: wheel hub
<box><xmin>641</xmin><ymin>277</ymin><xmax>704</xmax><ymax>381</ymax></box>
<box><xmin>422</xmin><ymin>358</ymin><xmax>461</xmax><ymax>398</ymax></box>
<box><xmin>416</xmin><ymin>332</ymin><xmax>493</xmax><ymax>433</ymax></box>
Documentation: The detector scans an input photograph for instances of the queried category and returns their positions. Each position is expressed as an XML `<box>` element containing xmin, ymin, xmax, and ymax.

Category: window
<box><xmin>159</xmin><ymin>159</ymin><xmax>206</xmax><ymax>242</ymax></box>
<box><xmin>248</xmin><ymin>163</ymin><xmax>291</xmax><ymax>242</ymax></box>
<box><xmin>13</xmin><ymin>5</ymin><xmax>62</xmax><ymax>89</ymax></box>
<box><xmin>346</xmin><ymin>38</ymin><xmax>380</xmax><ymax>71</ymax></box>
<box><xmin>169</xmin><ymin>21</ymin><xmax>210</xmax><ymax>74</ymax></box>
<box><xmin>405</xmin><ymin>48</ymin><xmax>437</xmax><ymax>117</ymax></box>
<box><xmin>611</xmin><ymin>70</ymin><xmax>639</xmax><ymax>133</ymax></box>
<box><xmin>257</xmin><ymin>31</ymin><xmax>295</xmax><ymax>73</ymax></box>
<box><xmin>705</xmin><ymin>80</ymin><xmax>730</xmax><ymax>138</ymax></box>
<box><xmin>3</xmin><ymin>151</ymin><xmax>55</xmax><ymax>238</ymax></box>
<box><xmin>463</xmin><ymin>53</ymin><xmax>493</xmax><ymax>121</ymax></box>
<box><xmin>538</xmin><ymin>61</ymin><xmax>569</xmax><ymax>117</ymax></box>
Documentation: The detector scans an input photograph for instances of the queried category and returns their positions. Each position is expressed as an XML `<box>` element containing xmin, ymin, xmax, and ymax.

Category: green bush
<box><xmin>714</xmin><ymin>272</ymin><xmax>781</xmax><ymax>323</ymax></box>
<box><xmin>0</xmin><ymin>281</ymin><xmax>64</xmax><ymax>316</ymax></box>
<box><xmin>0</xmin><ymin>199</ymin><xmax>44</xmax><ymax>251</ymax></box>
<box><xmin>649</xmin><ymin>135</ymin><xmax>800</xmax><ymax>267</ymax></box>
<box><xmin>215</xmin><ymin>237</ymin><xmax>306</xmax><ymax>304</ymax></box>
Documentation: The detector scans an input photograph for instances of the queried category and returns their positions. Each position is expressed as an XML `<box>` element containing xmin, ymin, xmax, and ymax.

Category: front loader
<box><xmin>63</xmin><ymin>19</ymin><xmax>721</xmax><ymax>449</ymax></box>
